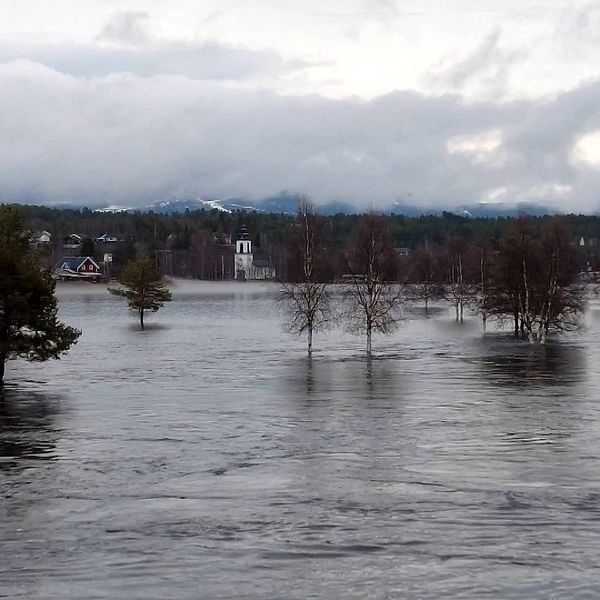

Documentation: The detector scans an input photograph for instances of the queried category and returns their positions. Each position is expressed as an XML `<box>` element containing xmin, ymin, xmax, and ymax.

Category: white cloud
<box><xmin>481</xmin><ymin>187</ymin><xmax>509</xmax><ymax>204</ymax></box>
<box><xmin>0</xmin><ymin>1</ymin><xmax>597</xmax><ymax>100</ymax></box>
<box><xmin>426</xmin><ymin>29</ymin><xmax>525</xmax><ymax>100</ymax></box>
<box><xmin>0</xmin><ymin>41</ymin><xmax>309</xmax><ymax>81</ymax></box>
<box><xmin>572</xmin><ymin>130</ymin><xmax>600</xmax><ymax>167</ymax></box>
<box><xmin>0</xmin><ymin>10</ymin><xmax>314</xmax><ymax>83</ymax></box>
<box><xmin>97</xmin><ymin>11</ymin><xmax>151</xmax><ymax>46</ymax></box>
<box><xmin>481</xmin><ymin>183</ymin><xmax>573</xmax><ymax>206</ymax></box>
<box><xmin>447</xmin><ymin>129</ymin><xmax>505</xmax><ymax>165</ymax></box>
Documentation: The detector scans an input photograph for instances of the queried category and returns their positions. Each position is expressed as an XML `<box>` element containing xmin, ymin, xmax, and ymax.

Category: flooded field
<box><xmin>2</xmin><ymin>281</ymin><xmax>600</xmax><ymax>599</ymax></box>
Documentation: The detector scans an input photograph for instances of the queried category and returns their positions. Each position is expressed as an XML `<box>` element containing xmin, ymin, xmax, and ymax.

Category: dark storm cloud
<box><xmin>1</xmin><ymin>59</ymin><xmax>600</xmax><ymax>211</ymax></box>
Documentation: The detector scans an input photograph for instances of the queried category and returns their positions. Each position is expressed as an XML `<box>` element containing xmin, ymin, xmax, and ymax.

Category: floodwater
<box><xmin>2</xmin><ymin>281</ymin><xmax>600</xmax><ymax>599</ymax></box>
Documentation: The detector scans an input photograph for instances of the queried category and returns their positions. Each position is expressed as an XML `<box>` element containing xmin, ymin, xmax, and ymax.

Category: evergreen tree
<box><xmin>0</xmin><ymin>206</ymin><xmax>81</xmax><ymax>385</ymax></box>
<box><xmin>80</xmin><ymin>237</ymin><xmax>95</xmax><ymax>257</ymax></box>
<box><xmin>109</xmin><ymin>259</ymin><xmax>172</xmax><ymax>330</ymax></box>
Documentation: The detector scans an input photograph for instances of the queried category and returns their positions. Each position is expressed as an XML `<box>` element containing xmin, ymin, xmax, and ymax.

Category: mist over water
<box><xmin>2</xmin><ymin>281</ymin><xmax>600</xmax><ymax>599</ymax></box>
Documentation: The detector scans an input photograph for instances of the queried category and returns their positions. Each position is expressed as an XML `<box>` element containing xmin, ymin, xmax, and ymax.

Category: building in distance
<box><xmin>94</xmin><ymin>233</ymin><xmax>120</xmax><ymax>244</ymax></box>
<box><xmin>234</xmin><ymin>225</ymin><xmax>276</xmax><ymax>280</ymax></box>
<box><xmin>29</xmin><ymin>230</ymin><xmax>52</xmax><ymax>247</ymax></box>
<box><xmin>54</xmin><ymin>256</ymin><xmax>102</xmax><ymax>281</ymax></box>
<box><xmin>63</xmin><ymin>233</ymin><xmax>84</xmax><ymax>249</ymax></box>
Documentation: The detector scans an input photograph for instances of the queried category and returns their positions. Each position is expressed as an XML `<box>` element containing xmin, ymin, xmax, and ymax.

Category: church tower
<box><xmin>234</xmin><ymin>225</ymin><xmax>253</xmax><ymax>280</ymax></box>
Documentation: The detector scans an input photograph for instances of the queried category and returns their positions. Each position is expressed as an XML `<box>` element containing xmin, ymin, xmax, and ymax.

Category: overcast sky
<box><xmin>2</xmin><ymin>0</ymin><xmax>600</xmax><ymax>210</ymax></box>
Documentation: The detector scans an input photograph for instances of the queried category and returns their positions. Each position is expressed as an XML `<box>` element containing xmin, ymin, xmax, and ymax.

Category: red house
<box><xmin>54</xmin><ymin>256</ymin><xmax>102</xmax><ymax>280</ymax></box>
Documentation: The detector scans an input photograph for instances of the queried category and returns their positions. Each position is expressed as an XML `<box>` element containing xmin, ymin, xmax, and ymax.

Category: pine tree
<box><xmin>0</xmin><ymin>206</ymin><xmax>81</xmax><ymax>385</ymax></box>
<box><xmin>109</xmin><ymin>259</ymin><xmax>172</xmax><ymax>330</ymax></box>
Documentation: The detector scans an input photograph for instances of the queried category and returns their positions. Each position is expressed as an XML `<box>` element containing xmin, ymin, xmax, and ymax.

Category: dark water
<box><xmin>2</xmin><ymin>281</ymin><xmax>600</xmax><ymax>599</ymax></box>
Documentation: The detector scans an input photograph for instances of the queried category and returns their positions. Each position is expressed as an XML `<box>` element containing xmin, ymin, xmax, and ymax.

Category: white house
<box><xmin>94</xmin><ymin>233</ymin><xmax>119</xmax><ymax>243</ymax></box>
<box><xmin>233</xmin><ymin>226</ymin><xmax>276</xmax><ymax>280</ymax></box>
<box><xmin>30</xmin><ymin>231</ymin><xmax>51</xmax><ymax>246</ymax></box>
<box><xmin>63</xmin><ymin>233</ymin><xmax>83</xmax><ymax>248</ymax></box>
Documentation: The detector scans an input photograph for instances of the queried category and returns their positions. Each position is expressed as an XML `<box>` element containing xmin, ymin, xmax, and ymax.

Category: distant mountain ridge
<box><xmin>91</xmin><ymin>194</ymin><xmax>357</xmax><ymax>216</ymax></box>
<box><xmin>60</xmin><ymin>193</ymin><xmax>570</xmax><ymax>217</ymax></box>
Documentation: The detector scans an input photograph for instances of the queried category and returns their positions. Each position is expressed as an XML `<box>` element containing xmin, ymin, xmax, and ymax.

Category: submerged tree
<box><xmin>344</xmin><ymin>213</ymin><xmax>401</xmax><ymax>354</ymax></box>
<box><xmin>0</xmin><ymin>206</ymin><xmax>80</xmax><ymax>385</ymax></box>
<box><xmin>535</xmin><ymin>218</ymin><xmax>585</xmax><ymax>342</ymax></box>
<box><xmin>409</xmin><ymin>241</ymin><xmax>444</xmax><ymax>316</ymax></box>
<box><xmin>280</xmin><ymin>199</ymin><xmax>332</xmax><ymax>355</ymax></box>
<box><xmin>492</xmin><ymin>217</ymin><xmax>585</xmax><ymax>342</ymax></box>
<box><xmin>467</xmin><ymin>240</ymin><xmax>494</xmax><ymax>330</ymax></box>
<box><xmin>109</xmin><ymin>259</ymin><xmax>172</xmax><ymax>330</ymax></box>
<box><xmin>443</xmin><ymin>235</ymin><xmax>471</xmax><ymax>322</ymax></box>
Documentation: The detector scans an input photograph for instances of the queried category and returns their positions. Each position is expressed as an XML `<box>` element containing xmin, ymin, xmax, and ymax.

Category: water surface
<box><xmin>1</xmin><ymin>281</ymin><xmax>600</xmax><ymax>599</ymax></box>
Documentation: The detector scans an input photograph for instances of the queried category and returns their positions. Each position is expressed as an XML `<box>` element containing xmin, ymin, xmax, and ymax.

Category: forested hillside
<box><xmin>12</xmin><ymin>204</ymin><xmax>600</xmax><ymax>280</ymax></box>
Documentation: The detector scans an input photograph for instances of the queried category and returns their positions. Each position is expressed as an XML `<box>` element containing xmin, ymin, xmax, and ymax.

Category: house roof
<box><xmin>55</xmin><ymin>256</ymin><xmax>100</xmax><ymax>271</ymax></box>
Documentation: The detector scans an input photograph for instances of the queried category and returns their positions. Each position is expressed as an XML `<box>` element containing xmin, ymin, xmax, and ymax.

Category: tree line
<box><xmin>12</xmin><ymin>203</ymin><xmax>600</xmax><ymax>280</ymax></box>
<box><xmin>281</xmin><ymin>200</ymin><xmax>588</xmax><ymax>353</ymax></box>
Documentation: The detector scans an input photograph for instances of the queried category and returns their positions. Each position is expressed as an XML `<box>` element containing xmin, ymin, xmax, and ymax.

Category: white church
<box><xmin>234</xmin><ymin>225</ymin><xmax>276</xmax><ymax>280</ymax></box>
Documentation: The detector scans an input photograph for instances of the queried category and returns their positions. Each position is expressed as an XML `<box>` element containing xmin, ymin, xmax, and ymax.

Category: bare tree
<box><xmin>344</xmin><ymin>213</ymin><xmax>402</xmax><ymax>354</ymax></box>
<box><xmin>491</xmin><ymin>221</ymin><xmax>526</xmax><ymax>335</ymax></box>
<box><xmin>467</xmin><ymin>240</ymin><xmax>494</xmax><ymax>330</ymax></box>
<box><xmin>443</xmin><ymin>235</ymin><xmax>471</xmax><ymax>322</ymax></box>
<box><xmin>492</xmin><ymin>216</ymin><xmax>585</xmax><ymax>342</ymax></box>
<box><xmin>409</xmin><ymin>241</ymin><xmax>444</xmax><ymax>316</ymax></box>
<box><xmin>536</xmin><ymin>217</ymin><xmax>585</xmax><ymax>342</ymax></box>
<box><xmin>280</xmin><ymin>199</ymin><xmax>332</xmax><ymax>355</ymax></box>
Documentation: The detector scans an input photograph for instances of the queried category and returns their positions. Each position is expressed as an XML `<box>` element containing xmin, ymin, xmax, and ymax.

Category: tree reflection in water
<box><xmin>0</xmin><ymin>386</ymin><xmax>63</xmax><ymax>472</ymax></box>
<box><xmin>474</xmin><ymin>336</ymin><xmax>590</xmax><ymax>453</ymax></box>
<box><xmin>476</xmin><ymin>336</ymin><xmax>586</xmax><ymax>389</ymax></box>
<box><xmin>283</xmin><ymin>351</ymin><xmax>407</xmax><ymax>407</ymax></box>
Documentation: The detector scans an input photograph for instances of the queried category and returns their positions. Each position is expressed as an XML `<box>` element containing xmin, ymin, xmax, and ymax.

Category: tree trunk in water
<box><xmin>366</xmin><ymin>327</ymin><xmax>372</xmax><ymax>355</ymax></box>
<box><xmin>459</xmin><ymin>300</ymin><xmax>464</xmax><ymax>323</ymax></box>
<box><xmin>0</xmin><ymin>353</ymin><xmax>5</xmax><ymax>386</ymax></box>
<box><xmin>514</xmin><ymin>311</ymin><xmax>519</xmax><ymax>336</ymax></box>
<box><xmin>425</xmin><ymin>297</ymin><xmax>429</xmax><ymax>316</ymax></box>
<box><xmin>455</xmin><ymin>303</ymin><xmax>459</xmax><ymax>321</ymax></box>
<box><xmin>482</xmin><ymin>314</ymin><xmax>487</xmax><ymax>332</ymax></box>
<box><xmin>140</xmin><ymin>309</ymin><xmax>145</xmax><ymax>331</ymax></box>
<box><xmin>307</xmin><ymin>326</ymin><xmax>313</xmax><ymax>356</ymax></box>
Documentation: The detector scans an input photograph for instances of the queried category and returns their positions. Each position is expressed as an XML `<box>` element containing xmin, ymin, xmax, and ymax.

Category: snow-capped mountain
<box><xmin>149</xmin><ymin>198</ymin><xmax>232</xmax><ymax>214</ymax></box>
<box><xmin>83</xmin><ymin>194</ymin><xmax>559</xmax><ymax>217</ymax></box>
